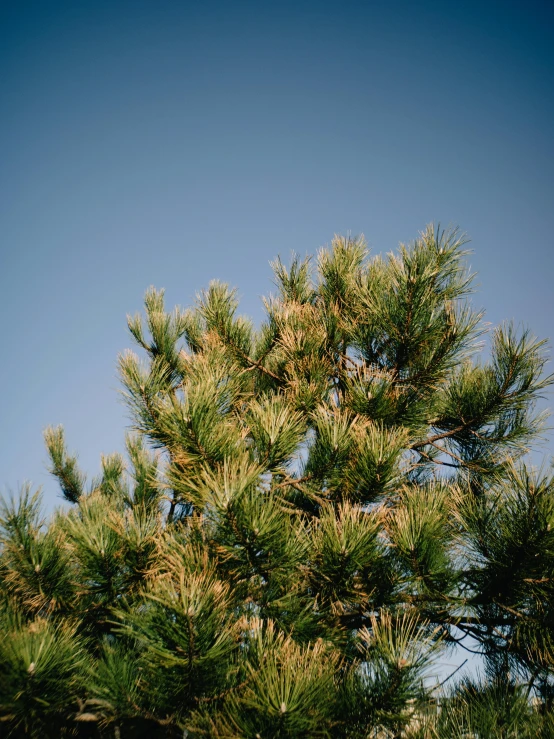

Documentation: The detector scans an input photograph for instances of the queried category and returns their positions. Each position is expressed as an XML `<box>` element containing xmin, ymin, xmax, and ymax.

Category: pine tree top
<box><xmin>1</xmin><ymin>225</ymin><xmax>553</xmax><ymax>737</ymax></box>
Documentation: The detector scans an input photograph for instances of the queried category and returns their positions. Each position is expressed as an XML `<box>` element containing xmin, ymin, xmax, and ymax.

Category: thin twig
<box><xmin>436</xmin><ymin>659</ymin><xmax>468</xmax><ymax>688</ymax></box>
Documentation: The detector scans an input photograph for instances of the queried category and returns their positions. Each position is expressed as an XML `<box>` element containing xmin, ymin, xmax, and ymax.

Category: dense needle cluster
<box><xmin>1</xmin><ymin>226</ymin><xmax>553</xmax><ymax>737</ymax></box>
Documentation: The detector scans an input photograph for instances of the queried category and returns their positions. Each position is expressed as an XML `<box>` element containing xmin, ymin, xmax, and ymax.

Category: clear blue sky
<box><xmin>1</xmin><ymin>0</ymin><xmax>553</xmax><ymax>510</ymax></box>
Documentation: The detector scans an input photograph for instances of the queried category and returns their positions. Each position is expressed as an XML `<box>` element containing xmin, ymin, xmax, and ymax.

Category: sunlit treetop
<box><xmin>1</xmin><ymin>225</ymin><xmax>553</xmax><ymax>738</ymax></box>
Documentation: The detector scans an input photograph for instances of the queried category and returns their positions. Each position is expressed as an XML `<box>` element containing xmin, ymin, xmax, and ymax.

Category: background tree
<box><xmin>1</xmin><ymin>225</ymin><xmax>553</xmax><ymax>737</ymax></box>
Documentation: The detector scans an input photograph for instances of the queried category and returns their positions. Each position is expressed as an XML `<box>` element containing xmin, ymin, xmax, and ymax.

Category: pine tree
<box><xmin>1</xmin><ymin>225</ymin><xmax>553</xmax><ymax>737</ymax></box>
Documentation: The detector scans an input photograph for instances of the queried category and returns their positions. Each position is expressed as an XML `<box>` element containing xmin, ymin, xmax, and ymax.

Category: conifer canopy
<box><xmin>1</xmin><ymin>226</ymin><xmax>553</xmax><ymax>737</ymax></box>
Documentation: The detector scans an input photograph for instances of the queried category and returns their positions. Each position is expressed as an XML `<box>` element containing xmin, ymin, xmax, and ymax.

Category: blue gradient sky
<box><xmin>1</xmin><ymin>0</ymin><xmax>553</xmax><ymax>512</ymax></box>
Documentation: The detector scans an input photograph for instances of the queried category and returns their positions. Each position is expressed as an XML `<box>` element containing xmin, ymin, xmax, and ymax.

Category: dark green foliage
<box><xmin>1</xmin><ymin>225</ymin><xmax>553</xmax><ymax>736</ymax></box>
<box><xmin>0</xmin><ymin>612</ymin><xmax>85</xmax><ymax>737</ymax></box>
